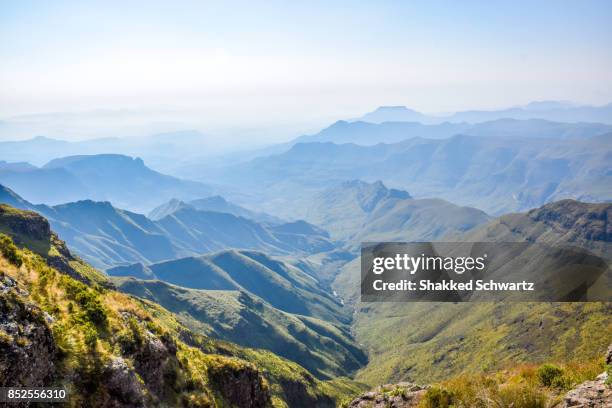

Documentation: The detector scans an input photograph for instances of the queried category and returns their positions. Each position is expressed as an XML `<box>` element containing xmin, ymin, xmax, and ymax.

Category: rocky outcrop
<box><xmin>0</xmin><ymin>204</ymin><xmax>51</xmax><ymax>242</ymax></box>
<box><xmin>208</xmin><ymin>361</ymin><xmax>271</xmax><ymax>408</ymax></box>
<box><xmin>0</xmin><ymin>273</ymin><xmax>57</xmax><ymax>387</ymax></box>
<box><xmin>555</xmin><ymin>345</ymin><xmax>612</xmax><ymax>408</ymax></box>
<box><xmin>346</xmin><ymin>383</ymin><xmax>427</xmax><ymax>408</ymax></box>
<box><xmin>103</xmin><ymin>357</ymin><xmax>148</xmax><ymax>407</ymax></box>
<box><xmin>528</xmin><ymin>200</ymin><xmax>611</xmax><ymax>243</ymax></box>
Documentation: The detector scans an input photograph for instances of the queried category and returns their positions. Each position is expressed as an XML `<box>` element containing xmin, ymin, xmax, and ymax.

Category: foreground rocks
<box><xmin>0</xmin><ymin>273</ymin><xmax>57</xmax><ymax>387</ymax></box>
<box><xmin>555</xmin><ymin>345</ymin><xmax>612</xmax><ymax>408</ymax></box>
<box><xmin>346</xmin><ymin>382</ymin><xmax>427</xmax><ymax>408</ymax></box>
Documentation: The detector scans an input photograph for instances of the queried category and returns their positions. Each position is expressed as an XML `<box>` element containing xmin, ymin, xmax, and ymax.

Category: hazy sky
<box><xmin>1</xmin><ymin>0</ymin><xmax>611</xmax><ymax>140</ymax></box>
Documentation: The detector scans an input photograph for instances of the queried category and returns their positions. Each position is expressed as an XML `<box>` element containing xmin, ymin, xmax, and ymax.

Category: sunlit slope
<box><xmin>112</xmin><ymin>277</ymin><xmax>367</xmax><ymax>380</ymax></box>
<box><xmin>332</xmin><ymin>199</ymin><xmax>611</xmax><ymax>385</ymax></box>
<box><xmin>137</xmin><ymin>249</ymin><xmax>352</xmax><ymax>326</ymax></box>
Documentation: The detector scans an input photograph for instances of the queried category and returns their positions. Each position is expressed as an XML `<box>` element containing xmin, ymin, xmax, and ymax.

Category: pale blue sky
<box><xmin>1</xmin><ymin>1</ymin><xmax>611</xmax><ymax>137</ymax></box>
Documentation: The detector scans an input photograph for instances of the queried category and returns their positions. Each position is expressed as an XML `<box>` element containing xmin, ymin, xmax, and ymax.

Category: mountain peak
<box><xmin>148</xmin><ymin>198</ymin><xmax>191</xmax><ymax>220</ymax></box>
<box><xmin>373</xmin><ymin>105</ymin><xmax>420</xmax><ymax>113</ymax></box>
<box><xmin>357</xmin><ymin>106</ymin><xmax>427</xmax><ymax>124</ymax></box>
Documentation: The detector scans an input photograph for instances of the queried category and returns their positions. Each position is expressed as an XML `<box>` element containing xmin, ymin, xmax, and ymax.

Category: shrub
<box><xmin>497</xmin><ymin>383</ymin><xmax>547</xmax><ymax>408</ymax></box>
<box><xmin>537</xmin><ymin>364</ymin><xmax>564</xmax><ymax>387</ymax></box>
<box><xmin>0</xmin><ymin>233</ymin><xmax>22</xmax><ymax>267</ymax></box>
<box><xmin>61</xmin><ymin>277</ymin><xmax>107</xmax><ymax>326</ymax></box>
<box><xmin>421</xmin><ymin>387</ymin><xmax>454</xmax><ymax>408</ymax></box>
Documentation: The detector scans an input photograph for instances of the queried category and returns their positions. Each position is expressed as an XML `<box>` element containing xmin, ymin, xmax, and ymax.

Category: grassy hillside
<box><xmin>112</xmin><ymin>277</ymin><xmax>367</xmax><ymax>380</ymax></box>
<box><xmin>333</xmin><ymin>200</ymin><xmax>611</xmax><ymax>386</ymax></box>
<box><xmin>0</xmin><ymin>204</ymin><xmax>366</xmax><ymax>407</ymax></box>
<box><xmin>137</xmin><ymin>250</ymin><xmax>352</xmax><ymax>326</ymax></box>
<box><xmin>280</xmin><ymin>180</ymin><xmax>490</xmax><ymax>244</ymax></box>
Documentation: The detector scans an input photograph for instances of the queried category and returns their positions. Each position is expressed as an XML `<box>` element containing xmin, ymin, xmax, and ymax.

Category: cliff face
<box><xmin>0</xmin><ymin>273</ymin><xmax>57</xmax><ymax>387</ymax></box>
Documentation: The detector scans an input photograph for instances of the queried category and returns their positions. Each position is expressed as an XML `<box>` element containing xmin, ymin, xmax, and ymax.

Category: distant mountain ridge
<box><xmin>223</xmin><ymin>133</ymin><xmax>612</xmax><ymax>215</ymax></box>
<box><xmin>354</xmin><ymin>101</ymin><xmax>612</xmax><ymax>124</ymax></box>
<box><xmin>149</xmin><ymin>196</ymin><xmax>282</xmax><ymax>224</ymax></box>
<box><xmin>0</xmin><ymin>154</ymin><xmax>212</xmax><ymax>212</ymax></box>
<box><xmin>0</xmin><ymin>184</ymin><xmax>335</xmax><ymax>269</ymax></box>
<box><xmin>286</xmin><ymin>180</ymin><xmax>490</xmax><ymax>245</ymax></box>
<box><xmin>292</xmin><ymin>118</ymin><xmax>612</xmax><ymax>146</ymax></box>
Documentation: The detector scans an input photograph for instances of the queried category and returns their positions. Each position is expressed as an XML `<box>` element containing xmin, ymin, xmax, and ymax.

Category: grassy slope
<box><xmin>0</xmin><ymin>204</ymin><xmax>366</xmax><ymax>407</ymax></box>
<box><xmin>333</xmin><ymin>200</ymin><xmax>612</xmax><ymax>386</ymax></box>
<box><xmin>112</xmin><ymin>277</ymin><xmax>367</xmax><ymax>380</ymax></box>
<box><xmin>148</xmin><ymin>250</ymin><xmax>352</xmax><ymax>326</ymax></box>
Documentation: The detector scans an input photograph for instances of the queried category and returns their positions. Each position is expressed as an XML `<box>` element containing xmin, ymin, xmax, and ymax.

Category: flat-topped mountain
<box><xmin>463</xmin><ymin>199</ymin><xmax>611</xmax><ymax>258</ymax></box>
<box><xmin>354</xmin><ymin>102</ymin><xmax>612</xmax><ymax>124</ymax></box>
<box><xmin>293</xmin><ymin>118</ymin><xmax>612</xmax><ymax>146</ymax></box>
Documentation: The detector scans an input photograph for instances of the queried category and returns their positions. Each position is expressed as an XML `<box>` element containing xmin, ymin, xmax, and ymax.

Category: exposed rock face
<box><xmin>208</xmin><ymin>362</ymin><xmax>271</xmax><ymax>408</ymax></box>
<box><xmin>558</xmin><ymin>375</ymin><xmax>611</xmax><ymax>407</ymax></box>
<box><xmin>347</xmin><ymin>383</ymin><xmax>427</xmax><ymax>408</ymax></box>
<box><xmin>0</xmin><ymin>273</ymin><xmax>57</xmax><ymax>387</ymax></box>
<box><xmin>277</xmin><ymin>377</ymin><xmax>335</xmax><ymax>408</ymax></box>
<box><xmin>0</xmin><ymin>204</ymin><xmax>77</xmax><ymax>279</ymax></box>
<box><xmin>528</xmin><ymin>200</ymin><xmax>611</xmax><ymax>244</ymax></box>
<box><xmin>555</xmin><ymin>345</ymin><xmax>612</xmax><ymax>408</ymax></box>
<box><xmin>103</xmin><ymin>357</ymin><xmax>147</xmax><ymax>407</ymax></box>
<box><xmin>0</xmin><ymin>204</ymin><xmax>51</xmax><ymax>241</ymax></box>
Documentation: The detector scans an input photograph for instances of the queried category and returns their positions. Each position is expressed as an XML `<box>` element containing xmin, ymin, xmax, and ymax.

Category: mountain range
<box><xmin>0</xmin><ymin>184</ymin><xmax>333</xmax><ymax>269</ymax></box>
<box><xmin>149</xmin><ymin>196</ymin><xmax>282</xmax><ymax>224</ymax></box>
<box><xmin>112</xmin><ymin>277</ymin><xmax>367</xmax><ymax>380</ymax></box>
<box><xmin>221</xmin><ymin>132</ymin><xmax>612</xmax><ymax>215</ymax></box>
<box><xmin>0</xmin><ymin>154</ymin><xmax>211</xmax><ymax>212</ymax></box>
<box><xmin>292</xmin><ymin>118</ymin><xmax>612</xmax><ymax>146</ymax></box>
<box><xmin>355</xmin><ymin>101</ymin><xmax>612</xmax><ymax>124</ymax></box>
<box><xmin>279</xmin><ymin>180</ymin><xmax>491</xmax><ymax>246</ymax></box>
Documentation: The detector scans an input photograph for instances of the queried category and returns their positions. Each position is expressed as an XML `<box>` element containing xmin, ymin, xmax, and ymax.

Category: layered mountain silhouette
<box><xmin>224</xmin><ymin>132</ymin><xmax>612</xmax><ymax>215</ymax></box>
<box><xmin>149</xmin><ymin>196</ymin><xmax>281</xmax><ymax>224</ymax></box>
<box><xmin>292</xmin><ymin>118</ymin><xmax>612</xmax><ymax>146</ymax></box>
<box><xmin>0</xmin><ymin>184</ymin><xmax>334</xmax><ymax>269</ymax></box>
<box><xmin>287</xmin><ymin>180</ymin><xmax>490</xmax><ymax>245</ymax></box>
<box><xmin>354</xmin><ymin>101</ymin><xmax>612</xmax><ymax>124</ymax></box>
<box><xmin>0</xmin><ymin>154</ymin><xmax>211</xmax><ymax>212</ymax></box>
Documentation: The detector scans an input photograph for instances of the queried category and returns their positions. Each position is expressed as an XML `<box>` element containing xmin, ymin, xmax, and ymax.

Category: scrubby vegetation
<box><xmin>0</xmin><ymin>233</ymin><xmax>22</xmax><ymax>266</ymax></box>
<box><xmin>417</xmin><ymin>358</ymin><xmax>605</xmax><ymax>408</ymax></box>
